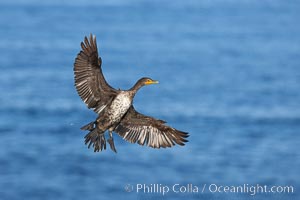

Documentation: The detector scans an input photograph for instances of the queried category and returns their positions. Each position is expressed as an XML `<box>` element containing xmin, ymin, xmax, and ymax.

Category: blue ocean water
<box><xmin>0</xmin><ymin>0</ymin><xmax>299</xmax><ymax>199</ymax></box>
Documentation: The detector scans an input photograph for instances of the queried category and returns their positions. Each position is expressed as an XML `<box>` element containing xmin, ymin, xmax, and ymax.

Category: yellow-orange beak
<box><xmin>145</xmin><ymin>80</ymin><xmax>159</xmax><ymax>85</ymax></box>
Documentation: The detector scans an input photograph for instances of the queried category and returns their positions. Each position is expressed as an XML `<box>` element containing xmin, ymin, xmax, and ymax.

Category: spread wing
<box><xmin>114</xmin><ymin>106</ymin><xmax>189</xmax><ymax>148</ymax></box>
<box><xmin>74</xmin><ymin>34</ymin><xmax>117</xmax><ymax>113</ymax></box>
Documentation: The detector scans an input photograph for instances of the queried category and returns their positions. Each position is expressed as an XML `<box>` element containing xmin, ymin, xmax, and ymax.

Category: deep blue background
<box><xmin>0</xmin><ymin>0</ymin><xmax>299</xmax><ymax>199</ymax></box>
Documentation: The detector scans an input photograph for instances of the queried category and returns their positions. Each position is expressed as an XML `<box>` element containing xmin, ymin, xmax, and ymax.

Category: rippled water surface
<box><xmin>0</xmin><ymin>0</ymin><xmax>299</xmax><ymax>199</ymax></box>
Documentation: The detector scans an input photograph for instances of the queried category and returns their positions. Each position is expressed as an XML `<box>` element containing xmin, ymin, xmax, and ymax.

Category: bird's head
<box><xmin>131</xmin><ymin>77</ymin><xmax>159</xmax><ymax>92</ymax></box>
<box><xmin>139</xmin><ymin>77</ymin><xmax>159</xmax><ymax>86</ymax></box>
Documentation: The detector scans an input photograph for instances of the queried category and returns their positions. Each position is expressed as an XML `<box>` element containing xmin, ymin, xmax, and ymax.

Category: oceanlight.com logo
<box><xmin>124</xmin><ymin>183</ymin><xmax>294</xmax><ymax>196</ymax></box>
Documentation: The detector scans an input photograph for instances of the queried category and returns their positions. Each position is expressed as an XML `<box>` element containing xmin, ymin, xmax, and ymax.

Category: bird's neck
<box><xmin>130</xmin><ymin>81</ymin><xmax>143</xmax><ymax>93</ymax></box>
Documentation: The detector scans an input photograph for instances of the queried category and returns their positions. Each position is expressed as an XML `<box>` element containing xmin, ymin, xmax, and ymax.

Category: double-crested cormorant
<box><xmin>74</xmin><ymin>34</ymin><xmax>188</xmax><ymax>153</ymax></box>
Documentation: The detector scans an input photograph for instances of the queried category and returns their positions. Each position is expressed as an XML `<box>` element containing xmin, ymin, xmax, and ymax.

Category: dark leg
<box><xmin>107</xmin><ymin>131</ymin><xmax>117</xmax><ymax>153</ymax></box>
<box><xmin>81</xmin><ymin>121</ymin><xmax>95</xmax><ymax>131</ymax></box>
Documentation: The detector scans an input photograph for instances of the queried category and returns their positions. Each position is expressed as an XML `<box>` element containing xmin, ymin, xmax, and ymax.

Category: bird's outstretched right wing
<box><xmin>74</xmin><ymin>34</ymin><xmax>117</xmax><ymax>113</ymax></box>
<box><xmin>115</xmin><ymin>106</ymin><xmax>189</xmax><ymax>148</ymax></box>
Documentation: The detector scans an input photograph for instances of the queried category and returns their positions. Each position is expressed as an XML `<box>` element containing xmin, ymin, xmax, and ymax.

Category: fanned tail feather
<box><xmin>82</xmin><ymin>122</ymin><xmax>106</xmax><ymax>152</ymax></box>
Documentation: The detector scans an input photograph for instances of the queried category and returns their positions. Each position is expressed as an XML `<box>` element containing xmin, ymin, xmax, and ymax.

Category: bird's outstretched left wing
<box><xmin>115</xmin><ymin>106</ymin><xmax>189</xmax><ymax>148</ymax></box>
<box><xmin>74</xmin><ymin>34</ymin><xmax>117</xmax><ymax>114</ymax></box>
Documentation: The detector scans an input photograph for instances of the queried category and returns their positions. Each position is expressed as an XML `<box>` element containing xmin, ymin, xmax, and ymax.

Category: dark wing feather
<box><xmin>74</xmin><ymin>34</ymin><xmax>117</xmax><ymax>113</ymax></box>
<box><xmin>114</xmin><ymin>106</ymin><xmax>189</xmax><ymax>148</ymax></box>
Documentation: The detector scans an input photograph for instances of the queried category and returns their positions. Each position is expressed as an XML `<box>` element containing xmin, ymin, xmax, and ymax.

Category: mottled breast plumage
<box><xmin>108</xmin><ymin>91</ymin><xmax>132</xmax><ymax>123</ymax></box>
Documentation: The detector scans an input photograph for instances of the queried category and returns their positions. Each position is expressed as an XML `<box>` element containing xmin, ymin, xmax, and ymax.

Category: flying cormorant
<box><xmin>74</xmin><ymin>34</ymin><xmax>188</xmax><ymax>153</ymax></box>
